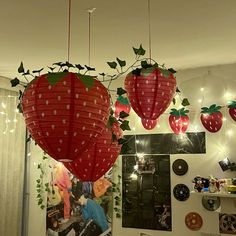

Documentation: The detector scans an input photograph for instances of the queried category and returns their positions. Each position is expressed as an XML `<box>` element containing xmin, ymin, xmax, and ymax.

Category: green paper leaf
<box><xmin>112</xmin><ymin>133</ymin><xmax>117</xmax><ymax>142</ymax></box>
<box><xmin>181</xmin><ymin>98</ymin><xmax>190</xmax><ymax>107</ymax></box>
<box><xmin>10</xmin><ymin>78</ymin><xmax>20</xmax><ymax>87</ymax></box>
<box><xmin>18</xmin><ymin>62</ymin><xmax>25</xmax><ymax>73</ymax></box>
<box><xmin>36</xmin><ymin>179</ymin><xmax>40</xmax><ymax>183</ymax></box>
<box><xmin>116</xmin><ymin>58</ymin><xmax>126</xmax><ymax>67</ymax></box>
<box><xmin>53</xmin><ymin>62</ymin><xmax>63</xmax><ymax>67</ymax></box>
<box><xmin>48</xmin><ymin>66</ymin><xmax>56</xmax><ymax>72</ymax></box>
<box><xmin>118</xmin><ymin>138</ymin><xmax>126</xmax><ymax>145</ymax></box>
<box><xmin>120</xmin><ymin>120</ymin><xmax>131</xmax><ymax>131</ymax></box>
<box><xmin>119</xmin><ymin>111</ymin><xmax>129</xmax><ymax>119</ymax></box>
<box><xmin>22</xmin><ymin>70</ymin><xmax>30</xmax><ymax>76</ymax></box>
<box><xmin>117</xmin><ymin>87</ymin><xmax>127</xmax><ymax>96</ymax></box>
<box><xmin>107</xmin><ymin>116</ymin><xmax>117</xmax><ymax>128</ymax></box>
<box><xmin>40</xmin><ymin>205</ymin><xmax>45</xmax><ymax>209</ymax></box>
<box><xmin>107</xmin><ymin>61</ymin><xmax>117</xmax><ymax>69</ymax></box>
<box><xmin>46</xmin><ymin>72</ymin><xmax>68</xmax><ymax>86</ymax></box>
<box><xmin>85</xmin><ymin>65</ymin><xmax>95</xmax><ymax>71</ymax></box>
<box><xmin>77</xmin><ymin>74</ymin><xmax>95</xmax><ymax>90</ymax></box>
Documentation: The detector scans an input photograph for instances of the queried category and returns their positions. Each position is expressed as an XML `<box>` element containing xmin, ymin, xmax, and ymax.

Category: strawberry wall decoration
<box><xmin>64</xmin><ymin>123</ymin><xmax>122</xmax><ymax>181</ymax></box>
<box><xmin>200</xmin><ymin>104</ymin><xmax>223</xmax><ymax>133</ymax></box>
<box><xmin>169</xmin><ymin>108</ymin><xmax>190</xmax><ymax>134</ymax></box>
<box><xmin>21</xmin><ymin>70</ymin><xmax>110</xmax><ymax>162</ymax></box>
<box><xmin>228</xmin><ymin>101</ymin><xmax>236</xmax><ymax>122</ymax></box>
<box><xmin>114</xmin><ymin>95</ymin><xmax>131</xmax><ymax>118</ymax></box>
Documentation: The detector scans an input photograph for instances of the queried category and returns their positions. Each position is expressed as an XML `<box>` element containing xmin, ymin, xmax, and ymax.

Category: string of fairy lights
<box><xmin>0</xmin><ymin>95</ymin><xmax>20</xmax><ymax>134</ymax></box>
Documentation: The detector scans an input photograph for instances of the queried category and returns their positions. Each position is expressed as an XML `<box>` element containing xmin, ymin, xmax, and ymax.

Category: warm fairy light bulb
<box><xmin>130</xmin><ymin>173</ymin><xmax>138</xmax><ymax>180</ymax></box>
<box><xmin>134</xmin><ymin>164</ymin><xmax>138</xmax><ymax>170</ymax></box>
<box><xmin>198</xmin><ymin>99</ymin><xmax>202</xmax><ymax>103</ymax></box>
<box><xmin>9</xmin><ymin>129</ymin><xmax>14</xmax><ymax>133</ymax></box>
<box><xmin>222</xmin><ymin>117</ymin><xmax>227</xmax><ymax>121</ymax></box>
<box><xmin>13</xmin><ymin>119</ymin><xmax>17</xmax><ymax>123</ymax></box>
<box><xmin>15</xmin><ymin>108</ymin><xmax>19</xmax><ymax>113</ymax></box>
<box><xmin>227</xmin><ymin>130</ymin><xmax>233</xmax><ymax>136</ymax></box>
<box><xmin>1</xmin><ymin>102</ymin><xmax>6</xmax><ymax>109</ymax></box>
<box><xmin>3</xmin><ymin>131</ymin><xmax>6</xmax><ymax>134</ymax></box>
<box><xmin>200</xmin><ymin>87</ymin><xmax>205</xmax><ymax>92</ymax></box>
<box><xmin>157</xmin><ymin>124</ymin><xmax>160</xmax><ymax>128</ymax></box>
<box><xmin>0</xmin><ymin>111</ymin><xmax>5</xmax><ymax>115</ymax></box>
<box><xmin>224</xmin><ymin>92</ymin><xmax>232</xmax><ymax>99</ymax></box>
<box><xmin>132</xmin><ymin>126</ymin><xmax>136</xmax><ymax>131</ymax></box>
<box><xmin>135</xmin><ymin>140</ymin><xmax>140</xmax><ymax>144</ymax></box>
<box><xmin>27</xmin><ymin>152</ymin><xmax>31</xmax><ymax>157</ymax></box>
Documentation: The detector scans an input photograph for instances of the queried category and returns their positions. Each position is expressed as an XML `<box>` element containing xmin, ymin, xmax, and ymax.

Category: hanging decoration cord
<box><xmin>88</xmin><ymin>8</ymin><xmax>96</xmax><ymax>67</ymax></box>
<box><xmin>67</xmin><ymin>0</ymin><xmax>72</xmax><ymax>62</ymax></box>
<box><xmin>147</xmin><ymin>0</ymin><xmax>152</xmax><ymax>62</ymax></box>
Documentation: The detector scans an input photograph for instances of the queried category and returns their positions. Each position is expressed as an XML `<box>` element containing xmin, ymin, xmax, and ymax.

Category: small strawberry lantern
<box><xmin>169</xmin><ymin>108</ymin><xmax>190</xmax><ymax>134</ymax></box>
<box><xmin>21</xmin><ymin>72</ymin><xmax>110</xmax><ymax>162</ymax></box>
<box><xmin>200</xmin><ymin>104</ymin><xmax>223</xmax><ymax>133</ymax></box>
<box><xmin>125</xmin><ymin>66</ymin><xmax>176</xmax><ymax>130</ymax></box>
<box><xmin>114</xmin><ymin>95</ymin><xmax>131</xmax><ymax>118</ymax></box>
<box><xmin>228</xmin><ymin>101</ymin><xmax>236</xmax><ymax>122</ymax></box>
<box><xmin>64</xmin><ymin>124</ymin><xmax>122</xmax><ymax>181</ymax></box>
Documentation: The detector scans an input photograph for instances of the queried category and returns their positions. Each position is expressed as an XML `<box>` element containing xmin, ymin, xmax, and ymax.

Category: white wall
<box><xmin>27</xmin><ymin>63</ymin><xmax>236</xmax><ymax>236</ymax></box>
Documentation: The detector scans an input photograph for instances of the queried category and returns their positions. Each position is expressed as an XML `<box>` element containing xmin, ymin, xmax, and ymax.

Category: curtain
<box><xmin>0</xmin><ymin>86</ymin><xmax>25</xmax><ymax>236</ymax></box>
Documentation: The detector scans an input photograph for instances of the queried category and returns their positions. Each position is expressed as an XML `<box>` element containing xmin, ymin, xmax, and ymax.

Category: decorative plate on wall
<box><xmin>172</xmin><ymin>159</ymin><xmax>188</xmax><ymax>176</ymax></box>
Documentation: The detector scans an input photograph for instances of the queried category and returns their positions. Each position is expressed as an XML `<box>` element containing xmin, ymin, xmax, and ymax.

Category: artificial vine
<box><xmin>36</xmin><ymin>154</ymin><xmax>50</xmax><ymax>209</ymax></box>
<box><xmin>112</xmin><ymin>174</ymin><xmax>122</xmax><ymax>218</ymax></box>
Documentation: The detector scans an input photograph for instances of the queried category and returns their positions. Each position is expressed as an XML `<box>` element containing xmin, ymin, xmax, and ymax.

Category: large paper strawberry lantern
<box><xmin>64</xmin><ymin>123</ymin><xmax>122</xmax><ymax>181</ymax></box>
<box><xmin>200</xmin><ymin>104</ymin><xmax>223</xmax><ymax>133</ymax></box>
<box><xmin>21</xmin><ymin>72</ymin><xmax>110</xmax><ymax>162</ymax></box>
<box><xmin>228</xmin><ymin>101</ymin><xmax>236</xmax><ymax>122</ymax></box>
<box><xmin>169</xmin><ymin>108</ymin><xmax>190</xmax><ymax>134</ymax></box>
<box><xmin>114</xmin><ymin>95</ymin><xmax>131</xmax><ymax>118</ymax></box>
<box><xmin>125</xmin><ymin>66</ymin><xmax>176</xmax><ymax>130</ymax></box>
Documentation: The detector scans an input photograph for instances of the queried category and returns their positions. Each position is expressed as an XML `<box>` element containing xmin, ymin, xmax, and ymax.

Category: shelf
<box><xmin>190</xmin><ymin>191</ymin><xmax>236</xmax><ymax>198</ymax></box>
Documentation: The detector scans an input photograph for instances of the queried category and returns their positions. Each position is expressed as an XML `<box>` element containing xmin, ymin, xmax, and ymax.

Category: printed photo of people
<box><xmin>46</xmin><ymin>163</ymin><xmax>112</xmax><ymax>236</ymax></box>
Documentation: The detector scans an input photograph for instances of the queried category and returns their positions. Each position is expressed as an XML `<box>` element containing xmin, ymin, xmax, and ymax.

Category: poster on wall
<box><xmin>46</xmin><ymin>163</ymin><xmax>112</xmax><ymax>236</ymax></box>
<box><xmin>122</xmin><ymin>154</ymin><xmax>172</xmax><ymax>231</ymax></box>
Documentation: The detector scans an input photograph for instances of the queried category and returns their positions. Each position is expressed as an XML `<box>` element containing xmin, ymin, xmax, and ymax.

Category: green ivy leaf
<box><xmin>176</xmin><ymin>87</ymin><xmax>181</xmax><ymax>93</ymax></box>
<box><xmin>36</xmin><ymin>179</ymin><xmax>40</xmax><ymax>183</ymax></box>
<box><xmin>85</xmin><ymin>65</ymin><xmax>95</xmax><ymax>71</ymax></box>
<box><xmin>18</xmin><ymin>62</ymin><xmax>25</xmax><ymax>73</ymax></box>
<box><xmin>172</xmin><ymin>97</ymin><xmax>176</xmax><ymax>105</ymax></box>
<box><xmin>181</xmin><ymin>98</ymin><xmax>190</xmax><ymax>107</ymax></box>
<box><xmin>40</xmin><ymin>205</ymin><xmax>45</xmax><ymax>209</ymax></box>
<box><xmin>17</xmin><ymin>103</ymin><xmax>23</xmax><ymax>113</ymax></box>
<box><xmin>168</xmin><ymin>68</ymin><xmax>177</xmax><ymax>74</ymax></box>
<box><xmin>99</xmin><ymin>73</ymin><xmax>105</xmax><ymax>77</ymax></box>
<box><xmin>116</xmin><ymin>213</ymin><xmax>121</xmax><ymax>218</ymax></box>
<box><xmin>119</xmin><ymin>111</ymin><xmax>129</xmax><ymax>119</ymax></box>
<box><xmin>48</xmin><ymin>66</ymin><xmax>56</xmax><ymax>72</ymax></box>
<box><xmin>112</xmin><ymin>133</ymin><xmax>117</xmax><ymax>142</ymax></box>
<box><xmin>118</xmin><ymin>138</ymin><xmax>126</xmax><ymax>145</ymax></box>
<box><xmin>10</xmin><ymin>78</ymin><xmax>20</xmax><ymax>87</ymax></box>
<box><xmin>133</xmin><ymin>44</ymin><xmax>146</xmax><ymax>56</ymax></box>
<box><xmin>116</xmin><ymin>58</ymin><xmax>126</xmax><ymax>67</ymax></box>
<box><xmin>43</xmin><ymin>155</ymin><xmax>47</xmax><ymax>160</ymax></box>
<box><xmin>75</xmin><ymin>64</ymin><xmax>85</xmax><ymax>70</ymax></box>
<box><xmin>76</xmin><ymin>74</ymin><xmax>95</xmax><ymax>89</ymax></box>
<box><xmin>120</xmin><ymin>120</ymin><xmax>131</xmax><ymax>131</ymax></box>
<box><xmin>32</xmin><ymin>68</ymin><xmax>44</xmax><ymax>74</ymax></box>
<box><xmin>132</xmin><ymin>68</ymin><xmax>141</xmax><ymax>76</ymax></box>
<box><xmin>117</xmin><ymin>87</ymin><xmax>127</xmax><ymax>96</ymax></box>
<box><xmin>22</xmin><ymin>70</ymin><xmax>30</xmax><ymax>76</ymax></box>
<box><xmin>66</xmin><ymin>61</ymin><xmax>74</xmax><ymax>68</ymax></box>
<box><xmin>141</xmin><ymin>60</ymin><xmax>152</xmax><ymax>69</ymax></box>
<box><xmin>107</xmin><ymin>61</ymin><xmax>117</xmax><ymax>69</ymax></box>
<box><xmin>107</xmin><ymin>116</ymin><xmax>117</xmax><ymax>128</ymax></box>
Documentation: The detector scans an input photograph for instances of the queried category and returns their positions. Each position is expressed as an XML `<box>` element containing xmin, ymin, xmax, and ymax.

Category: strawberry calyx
<box><xmin>201</xmin><ymin>104</ymin><xmax>222</xmax><ymax>114</ymax></box>
<box><xmin>170</xmin><ymin>108</ymin><xmax>189</xmax><ymax>117</ymax></box>
<box><xmin>116</xmin><ymin>95</ymin><xmax>129</xmax><ymax>105</ymax></box>
<box><xmin>228</xmin><ymin>101</ymin><xmax>236</xmax><ymax>109</ymax></box>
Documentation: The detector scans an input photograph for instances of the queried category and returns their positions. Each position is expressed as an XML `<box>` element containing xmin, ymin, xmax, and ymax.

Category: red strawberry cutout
<box><xmin>114</xmin><ymin>95</ymin><xmax>131</xmax><ymax>118</ymax></box>
<box><xmin>64</xmin><ymin>124</ymin><xmax>122</xmax><ymax>182</ymax></box>
<box><xmin>228</xmin><ymin>101</ymin><xmax>236</xmax><ymax>122</ymax></box>
<box><xmin>125</xmin><ymin>67</ymin><xmax>176</xmax><ymax>130</ymax></box>
<box><xmin>21</xmin><ymin>72</ymin><xmax>110</xmax><ymax>162</ymax></box>
<box><xmin>169</xmin><ymin>108</ymin><xmax>190</xmax><ymax>134</ymax></box>
<box><xmin>200</xmin><ymin>104</ymin><xmax>223</xmax><ymax>133</ymax></box>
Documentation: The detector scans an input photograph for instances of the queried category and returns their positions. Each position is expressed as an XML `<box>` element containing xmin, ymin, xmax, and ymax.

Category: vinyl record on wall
<box><xmin>172</xmin><ymin>159</ymin><xmax>188</xmax><ymax>176</ymax></box>
<box><xmin>185</xmin><ymin>212</ymin><xmax>203</xmax><ymax>231</ymax></box>
<box><xmin>202</xmin><ymin>196</ymin><xmax>220</xmax><ymax>211</ymax></box>
<box><xmin>173</xmin><ymin>184</ymin><xmax>190</xmax><ymax>201</ymax></box>
<box><xmin>219</xmin><ymin>214</ymin><xmax>236</xmax><ymax>234</ymax></box>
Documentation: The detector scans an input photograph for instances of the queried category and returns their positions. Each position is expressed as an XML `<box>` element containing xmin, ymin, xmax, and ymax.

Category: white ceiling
<box><xmin>1</xmin><ymin>0</ymin><xmax>236</xmax><ymax>80</ymax></box>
